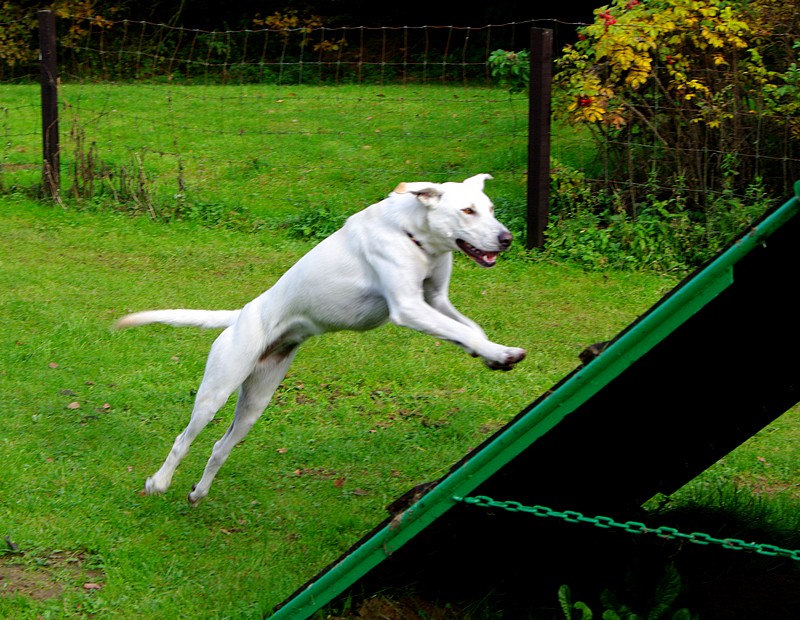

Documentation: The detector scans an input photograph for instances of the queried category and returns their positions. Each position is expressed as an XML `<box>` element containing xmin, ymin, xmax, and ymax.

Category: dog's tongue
<box><xmin>482</xmin><ymin>252</ymin><xmax>498</xmax><ymax>266</ymax></box>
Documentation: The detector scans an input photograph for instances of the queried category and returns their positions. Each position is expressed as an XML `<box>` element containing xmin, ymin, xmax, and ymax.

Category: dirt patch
<box><xmin>0</xmin><ymin>550</ymin><xmax>104</xmax><ymax>601</ymax></box>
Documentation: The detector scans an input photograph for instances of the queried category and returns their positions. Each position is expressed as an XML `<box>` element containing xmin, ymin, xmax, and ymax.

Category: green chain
<box><xmin>453</xmin><ymin>495</ymin><xmax>800</xmax><ymax>561</ymax></box>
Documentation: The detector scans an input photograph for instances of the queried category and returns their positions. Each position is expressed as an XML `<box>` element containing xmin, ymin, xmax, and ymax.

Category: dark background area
<box><xmin>131</xmin><ymin>0</ymin><xmax>599</xmax><ymax>29</ymax></box>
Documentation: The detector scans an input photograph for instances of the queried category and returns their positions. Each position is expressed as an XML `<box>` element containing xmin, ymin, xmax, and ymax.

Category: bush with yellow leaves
<box><xmin>554</xmin><ymin>0</ymin><xmax>800</xmax><ymax>212</ymax></box>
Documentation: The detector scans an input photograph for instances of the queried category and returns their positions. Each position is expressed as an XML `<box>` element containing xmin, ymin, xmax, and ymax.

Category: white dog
<box><xmin>116</xmin><ymin>173</ymin><xmax>526</xmax><ymax>504</ymax></box>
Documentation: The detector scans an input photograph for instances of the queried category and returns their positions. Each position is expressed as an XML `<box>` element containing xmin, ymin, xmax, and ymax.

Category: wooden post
<box><xmin>526</xmin><ymin>28</ymin><xmax>553</xmax><ymax>249</ymax></box>
<box><xmin>38</xmin><ymin>10</ymin><xmax>60</xmax><ymax>199</ymax></box>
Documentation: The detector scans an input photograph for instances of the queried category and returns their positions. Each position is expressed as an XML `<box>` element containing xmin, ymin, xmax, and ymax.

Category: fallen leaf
<box><xmin>83</xmin><ymin>582</ymin><xmax>103</xmax><ymax>591</ymax></box>
<box><xmin>49</xmin><ymin>362</ymin><xmax>59</xmax><ymax>369</ymax></box>
<box><xmin>67</xmin><ymin>401</ymin><xmax>80</xmax><ymax>410</ymax></box>
<box><xmin>276</xmin><ymin>448</ymin><xmax>288</xmax><ymax>454</ymax></box>
<box><xmin>334</xmin><ymin>477</ymin><xmax>346</xmax><ymax>488</ymax></box>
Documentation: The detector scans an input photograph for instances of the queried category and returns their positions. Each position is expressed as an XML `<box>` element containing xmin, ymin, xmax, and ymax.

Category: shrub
<box><xmin>488</xmin><ymin>49</ymin><xmax>530</xmax><ymax>94</ymax></box>
<box><xmin>553</xmin><ymin>0</ymin><xmax>800</xmax><ymax>212</ymax></box>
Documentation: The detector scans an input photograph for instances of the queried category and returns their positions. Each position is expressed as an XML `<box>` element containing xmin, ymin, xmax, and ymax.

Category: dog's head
<box><xmin>394</xmin><ymin>173</ymin><xmax>512</xmax><ymax>267</ymax></box>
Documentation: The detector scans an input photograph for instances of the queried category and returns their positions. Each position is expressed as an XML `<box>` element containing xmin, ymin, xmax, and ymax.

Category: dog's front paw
<box><xmin>484</xmin><ymin>347</ymin><xmax>526</xmax><ymax>371</ymax></box>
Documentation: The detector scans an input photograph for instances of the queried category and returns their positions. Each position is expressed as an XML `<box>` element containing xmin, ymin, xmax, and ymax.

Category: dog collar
<box><xmin>405</xmin><ymin>230</ymin><xmax>429</xmax><ymax>255</ymax></box>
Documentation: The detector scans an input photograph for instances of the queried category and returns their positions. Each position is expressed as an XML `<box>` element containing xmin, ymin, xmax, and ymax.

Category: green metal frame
<box><xmin>271</xmin><ymin>181</ymin><xmax>800</xmax><ymax>619</ymax></box>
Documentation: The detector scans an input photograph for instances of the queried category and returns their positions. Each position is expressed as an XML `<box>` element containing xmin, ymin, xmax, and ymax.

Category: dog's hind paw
<box><xmin>144</xmin><ymin>475</ymin><xmax>169</xmax><ymax>496</ymax></box>
<box><xmin>187</xmin><ymin>484</ymin><xmax>205</xmax><ymax>506</ymax></box>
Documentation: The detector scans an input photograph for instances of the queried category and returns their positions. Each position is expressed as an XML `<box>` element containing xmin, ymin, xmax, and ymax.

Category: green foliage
<box><xmin>540</xmin><ymin>160</ymin><xmax>774</xmax><ymax>272</ymax></box>
<box><xmin>561</xmin><ymin>566</ymin><xmax>698</xmax><ymax>620</ymax></box>
<box><xmin>283</xmin><ymin>205</ymin><xmax>349</xmax><ymax>240</ymax></box>
<box><xmin>599</xmin><ymin>565</ymin><xmax>686</xmax><ymax>620</ymax></box>
<box><xmin>559</xmin><ymin>584</ymin><xmax>594</xmax><ymax>620</ymax></box>
<box><xmin>488</xmin><ymin>49</ymin><xmax>530</xmax><ymax>94</ymax></box>
<box><xmin>176</xmin><ymin>200</ymin><xmax>264</xmax><ymax>230</ymax></box>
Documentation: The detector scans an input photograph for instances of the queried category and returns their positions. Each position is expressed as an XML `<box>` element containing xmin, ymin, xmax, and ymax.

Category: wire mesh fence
<box><xmin>2</xmin><ymin>14</ymin><xmax>552</xmax><ymax>222</ymax></box>
<box><xmin>1</xmin><ymin>9</ymin><xmax>798</xmax><ymax>240</ymax></box>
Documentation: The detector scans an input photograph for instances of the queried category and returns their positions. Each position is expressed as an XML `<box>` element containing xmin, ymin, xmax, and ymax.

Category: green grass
<box><xmin>0</xmin><ymin>194</ymin><xmax>657</xmax><ymax>617</ymax></box>
<box><xmin>2</xmin><ymin>79</ymin><xmax>798</xmax><ymax>616</ymax></box>
<box><xmin>1</xmin><ymin>195</ymin><xmax>798</xmax><ymax>617</ymax></box>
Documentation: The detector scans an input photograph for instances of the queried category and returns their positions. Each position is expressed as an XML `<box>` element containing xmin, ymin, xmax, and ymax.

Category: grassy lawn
<box><xmin>1</xmin><ymin>78</ymin><xmax>798</xmax><ymax>616</ymax></box>
<box><xmin>0</xmin><ymin>194</ymin><xmax>664</xmax><ymax>616</ymax></box>
<box><xmin>1</xmin><ymin>195</ymin><xmax>798</xmax><ymax>617</ymax></box>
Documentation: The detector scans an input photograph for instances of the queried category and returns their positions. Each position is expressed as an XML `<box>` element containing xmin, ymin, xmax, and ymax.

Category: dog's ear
<box><xmin>463</xmin><ymin>173</ymin><xmax>493</xmax><ymax>191</ymax></box>
<box><xmin>394</xmin><ymin>182</ymin><xmax>443</xmax><ymax>208</ymax></box>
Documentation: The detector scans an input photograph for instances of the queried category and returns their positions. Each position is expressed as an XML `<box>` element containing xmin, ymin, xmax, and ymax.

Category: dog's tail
<box><xmin>114</xmin><ymin>309</ymin><xmax>241</xmax><ymax>330</ymax></box>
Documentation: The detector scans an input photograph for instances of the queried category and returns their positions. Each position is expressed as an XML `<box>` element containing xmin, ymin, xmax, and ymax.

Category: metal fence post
<box><xmin>38</xmin><ymin>9</ymin><xmax>60</xmax><ymax>199</ymax></box>
<box><xmin>526</xmin><ymin>28</ymin><xmax>553</xmax><ymax>249</ymax></box>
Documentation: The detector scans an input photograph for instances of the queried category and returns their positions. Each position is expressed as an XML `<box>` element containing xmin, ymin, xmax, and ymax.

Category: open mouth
<box><xmin>456</xmin><ymin>239</ymin><xmax>499</xmax><ymax>268</ymax></box>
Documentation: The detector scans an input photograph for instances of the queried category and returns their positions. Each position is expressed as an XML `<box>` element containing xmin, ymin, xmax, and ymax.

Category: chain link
<box><xmin>453</xmin><ymin>495</ymin><xmax>800</xmax><ymax>561</ymax></box>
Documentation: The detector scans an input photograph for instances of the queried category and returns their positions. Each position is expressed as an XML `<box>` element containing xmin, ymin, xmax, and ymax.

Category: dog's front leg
<box><xmin>423</xmin><ymin>255</ymin><xmax>488</xmax><ymax>339</ymax></box>
<box><xmin>388</xmin><ymin>297</ymin><xmax>525</xmax><ymax>370</ymax></box>
<box><xmin>425</xmin><ymin>292</ymin><xmax>487</xmax><ymax>341</ymax></box>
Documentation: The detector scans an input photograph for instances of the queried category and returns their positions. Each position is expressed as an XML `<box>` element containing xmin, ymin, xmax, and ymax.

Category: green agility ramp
<box><xmin>271</xmin><ymin>183</ymin><xmax>800</xmax><ymax>618</ymax></box>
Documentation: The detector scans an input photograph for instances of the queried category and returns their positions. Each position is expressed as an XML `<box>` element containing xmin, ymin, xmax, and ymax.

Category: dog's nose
<box><xmin>498</xmin><ymin>230</ymin><xmax>513</xmax><ymax>249</ymax></box>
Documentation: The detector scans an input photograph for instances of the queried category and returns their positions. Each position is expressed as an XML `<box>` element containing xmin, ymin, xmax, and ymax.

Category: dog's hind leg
<box><xmin>187</xmin><ymin>346</ymin><xmax>299</xmax><ymax>505</ymax></box>
<box><xmin>144</xmin><ymin>325</ymin><xmax>262</xmax><ymax>497</ymax></box>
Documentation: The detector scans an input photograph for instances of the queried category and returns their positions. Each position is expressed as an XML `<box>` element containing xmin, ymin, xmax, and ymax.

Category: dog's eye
<box><xmin>462</xmin><ymin>208</ymin><xmax>476</xmax><ymax>215</ymax></box>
